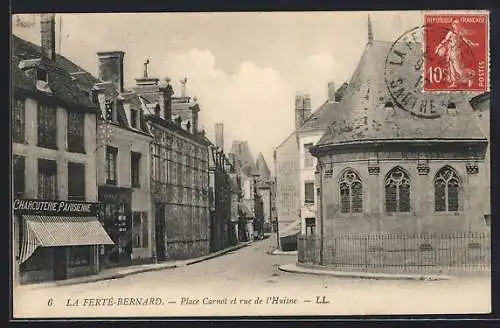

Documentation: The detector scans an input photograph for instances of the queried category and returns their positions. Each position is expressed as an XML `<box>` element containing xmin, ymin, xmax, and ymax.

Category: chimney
<box><xmin>191</xmin><ymin>97</ymin><xmax>199</xmax><ymax>133</ymax></box>
<box><xmin>215</xmin><ymin>122</ymin><xmax>224</xmax><ymax>152</ymax></box>
<box><xmin>97</xmin><ymin>51</ymin><xmax>125</xmax><ymax>93</ymax></box>
<box><xmin>303</xmin><ymin>94</ymin><xmax>312</xmax><ymax>116</ymax></box>
<box><xmin>294</xmin><ymin>91</ymin><xmax>305</xmax><ymax>130</ymax></box>
<box><xmin>40</xmin><ymin>14</ymin><xmax>56</xmax><ymax>60</ymax></box>
<box><xmin>328</xmin><ymin>82</ymin><xmax>336</xmax><ymax>102</ymax></box>
<box><xmin>159</xmin><ymin>77</ymin><xmax>174</xmax><ymax>121</ymax></box>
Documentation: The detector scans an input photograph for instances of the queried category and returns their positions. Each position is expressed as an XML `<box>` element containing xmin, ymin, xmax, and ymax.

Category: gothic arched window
<box><xmin>339</xmin><ymin>169</ymin><xmax>363</xmax><ymax>213</ymax></box>
<box><xmin>385</xmin><ymin>167</ymin><xmax>411</xmax><ymax>213</ymax></box>
<box><xmin>434</xmin><ymin>166</ymin><xmax>460</xmax><ymax>212</ymax></box>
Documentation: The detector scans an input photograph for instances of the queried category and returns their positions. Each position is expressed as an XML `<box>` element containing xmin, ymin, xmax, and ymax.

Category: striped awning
<box><xmin>19</xmin><ymin>215</ymin><xmax>114</xmax><ymax>264</ymax></box>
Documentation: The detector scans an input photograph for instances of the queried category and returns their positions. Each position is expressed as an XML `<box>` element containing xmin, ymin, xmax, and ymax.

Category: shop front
<box><xmin>13</xmin><ymin>198</ymin><xmax>114</xmax><ymax>284</ymax></box>
<box><xmin>98</xmin><ymin>185</ymin><xmax>133</xmax><ymax>268</ymax></box>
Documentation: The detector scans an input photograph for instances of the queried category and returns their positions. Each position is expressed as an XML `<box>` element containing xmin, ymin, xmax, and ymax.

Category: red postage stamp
<box><xmin>424</xmin><ymin>13</ymin><xmax>489</xmax><ymax>92</ymax></box>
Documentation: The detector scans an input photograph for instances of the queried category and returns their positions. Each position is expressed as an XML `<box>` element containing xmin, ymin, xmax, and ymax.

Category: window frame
<box><xmin>37</xmin><ymin>158</ymin><xmax>58</xmax><ymax>200</ymax></box>
<box><xmin>68</xmin><ymin>162</ymin><xmax>86</xmax><ymax>201</ymax></box>
<box><xmin>384</xmin><ymin>167</ymin><xmax>411</xmax><ymax>214</ymax></box>
<box><xmin>105</xmin><ymin>146</ymin><xmax>118</xmax><ymax>185</ymax></box>
<box><xmin>338</xmin><ymin>169</ymin><xmax>363</xmax><ymax>214</ymax></box>
<box><xmin>304</xmin><ymin>181</ymin><xmax>315</xmax><ymax>205</ymax></box>
<box><xmin>13</xmin><ymin>155</ymin><xmax>25</xmax><ymax>197</ymax></box>
<box><xmin>37</xmin><ymin>103</ymin><xmax>58</xmax><ymax>149</ymax></box>
<box><xmin>303</xmin><ymin>143</ymin><xmax>315</xmax><ymax>168</ymax></box>
<box><xmin>12</xmin><ymin>98</ymin><xmax>26</xmax><ymax>143</ymax></box>
<box><xmin>131</xmin><ymin>151</ymin><xmax>141</xmax><ymax>188</ymax></box>
<box><xmin>67</xmin><ymin>246</ymin><xmax>91</xmax><ymax>268</ymax></box>
<box><xmin>67</xmin><ymin>110</ymin><xmax>86</xmax><ymax>153</ymax></box>
<box><xmin>434</xmin><ymin>166</ymin><xmax>461</xmax><ymax>213</ymax></box>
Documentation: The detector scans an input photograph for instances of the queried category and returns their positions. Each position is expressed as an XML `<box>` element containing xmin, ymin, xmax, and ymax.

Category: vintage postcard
<box><xmin>11</xmin><ymin>10</ymin><xmax>491</xmax><ymax>318</ymax></box>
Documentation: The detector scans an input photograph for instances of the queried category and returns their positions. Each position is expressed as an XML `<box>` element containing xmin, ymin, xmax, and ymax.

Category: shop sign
<box><xmin>12</xmin><ymin>198</ymin><xmax>100</xmax><ymax>216</ymax></box>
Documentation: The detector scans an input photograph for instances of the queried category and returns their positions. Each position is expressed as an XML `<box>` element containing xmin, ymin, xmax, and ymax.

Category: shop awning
<box><xmin>238</xmin><ymin>203</ymin><xmax>252</xmax><ymax>218</ymax></box>
<box><xmin>23</xmin><ymin>215</ymin><xmax>114</xmax><ymax>247</ymax></box>
<box><xmin>279</xmin><ymin>219</ymin><xmax>301</xmax><ymax>238</ymax></box>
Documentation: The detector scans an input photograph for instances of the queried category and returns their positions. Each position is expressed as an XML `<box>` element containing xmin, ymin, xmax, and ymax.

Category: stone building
<box><xmin>134</xmin><ymin>68</ymin><xmax>212</xmax><ymax>261</ymax></box>
<box><xmin>255</xmin><ymin>153</ymin><xmax>274</xmax><ymax>233</ymax></box>
<box><xmin>12</xmin><ymin>15</ymin><xmax>113</xmax><ymax>284</ymax></box>
<box><xmin>305</xmin><ymin>18</ymin><xmax>490</xmax><ymax>269</ymax></box>
<box><xmin>274</xmin><ymin>84</ymin><xmax>347</xmax><ymax>249</ymax></box>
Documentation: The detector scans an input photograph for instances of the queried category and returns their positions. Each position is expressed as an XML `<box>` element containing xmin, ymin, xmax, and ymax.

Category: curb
<box><xmin>269</xmin><ymin>250</ymin><xmax>298</xmax><ymax>256</ymax></box>
<box><xmin>19</xmin><ymin>243</ymin><xmax>252</xmax><ymax>291</ymax></box>
<box><xmin>278</xmin><ymin>263</ymin><xmax>452</xmax><ymax>281</ymax></box>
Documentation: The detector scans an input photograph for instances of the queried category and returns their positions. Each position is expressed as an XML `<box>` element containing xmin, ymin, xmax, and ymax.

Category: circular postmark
<box><xmin>384</xmin><ymin>25</ymin><xmax>476</xmax><ymax>119</ymax></box>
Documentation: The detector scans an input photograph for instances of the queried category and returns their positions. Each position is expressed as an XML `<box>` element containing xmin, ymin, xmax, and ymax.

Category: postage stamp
<box><xmin>423</xmin><ymin>13</ymin><xmax>489</xmax><ymax>92</ymax></box>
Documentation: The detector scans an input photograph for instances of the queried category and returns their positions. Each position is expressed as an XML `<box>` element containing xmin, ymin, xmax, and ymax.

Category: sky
<box><xmin>12</xmin><ymin>11</ymin><xmax>424</xmax><ymax>174</ymax></box>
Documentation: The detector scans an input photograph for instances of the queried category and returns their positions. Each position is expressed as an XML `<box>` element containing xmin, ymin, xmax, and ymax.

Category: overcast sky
<box><xmin>12</xmin><ymin>12</ymin><xmax>424</xmax><ymax>173</ymax></box>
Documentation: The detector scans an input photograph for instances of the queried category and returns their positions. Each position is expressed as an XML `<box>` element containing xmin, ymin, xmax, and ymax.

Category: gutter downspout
<box><xmin>319</xmin><ymin>160</ymin><xmax>324</xmax><ymax>265</ymax></box>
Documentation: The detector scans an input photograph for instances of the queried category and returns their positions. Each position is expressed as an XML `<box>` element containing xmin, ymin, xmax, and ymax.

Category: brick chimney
<box><xmin>191</xmin><ymin>97</ymin><xmax>199</xmax><ymax>133</ymax></box>
<box><xmin>303</xmin><ymin>94</ymin><xmax>312</xmax><ymax>116</ymax></box>
<box><xmin>159</xmin><ymin>77</ymin><xmax>174</xmax><ymax>121</ymax></box>
<box><xmin>97</xmin><ymin>51</ymin><xmax>125</xmax><ymax>93</ymax></box>
<box><xmin>40</xmin><ymin>14</ymin><xmax>56</xmax><ymax>60</ymax></box>
<box><xmin>294</xmin><ymin>91</ymin><xmax>305</xmax><ymax>130</ymax></box>
<box><xmin>215</xmin><ymin>122</ymin><xmax>224</xmax><ymax>151</ymax></box>
<box><xmin>328</xmin><ymin>82</ymin><xmax>336</xmax><ymax>102</ymax></box>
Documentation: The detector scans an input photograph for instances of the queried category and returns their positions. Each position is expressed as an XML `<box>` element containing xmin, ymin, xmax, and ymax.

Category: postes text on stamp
<box><xmin>424</xmin><ymin>13</ymin><xmax>489</xmax><ymax>92</ymax></box>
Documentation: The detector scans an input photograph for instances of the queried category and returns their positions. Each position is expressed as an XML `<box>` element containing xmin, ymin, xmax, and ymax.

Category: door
<box><xmin>53</xmin><ymin>247</ymin><xmax>67</xmax><ymax>280</ymax></box>
<box><xmin>155</xmin><ymin>205</ymin><xmax>166</xmax><ymax>261</ymax></box>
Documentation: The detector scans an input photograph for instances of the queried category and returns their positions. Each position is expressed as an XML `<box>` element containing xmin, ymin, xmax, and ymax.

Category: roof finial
<box><xmin>144</xmin><ymin>59</ymin><xmax>150</xmax><ymax>78</ymax></box>
<box><xmin>367</xmin><ymin>14</ymin><xmax>374</xmax><ymax>45</ymax></box>
<box><xmin>180</xmin><ymin>77</ymin><xmax>188</xmax><ymax>97</ymax></box>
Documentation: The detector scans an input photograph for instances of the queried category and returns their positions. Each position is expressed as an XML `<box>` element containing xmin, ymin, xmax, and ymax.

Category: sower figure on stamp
<box><xmin>435</xmin><ymin>19</ymin><xmax>479</xmax><ymax>88</ymax></box>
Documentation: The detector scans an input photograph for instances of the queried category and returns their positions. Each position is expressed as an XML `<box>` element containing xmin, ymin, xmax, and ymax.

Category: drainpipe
<box><xmin>319</xmin><ymin>159</ymin><xmax>324</xmax><ymax>265</ymax></box>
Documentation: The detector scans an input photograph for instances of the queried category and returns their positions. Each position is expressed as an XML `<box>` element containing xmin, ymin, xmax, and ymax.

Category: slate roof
<box><xmin>12</xmin><ymin>35</ymin><xmax>97</xmax><ymax>110</ymax></box>
<box><xmin>255</xmin><ymin>152</ymin><xmax>271</xmax><ymax>178</ymax></box>
<box><xmin>315</xmin><ymin>40</ymin><xmax>487</xmax><ymax>149</ymax></box>
<box><xmin>298</xmin><ymin>100</ymin><xmax>339</xmax><ymax>132</ymax></box>
<box><xmin>230</xmin><ymin>140</ymin><xmax>259</xmax><ymax>176</ymax></box>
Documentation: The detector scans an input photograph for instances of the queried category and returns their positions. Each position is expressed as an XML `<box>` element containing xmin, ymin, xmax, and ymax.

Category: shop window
<box><xmin>37</xmin><ymin>103</ymin><xmax>57</xmax><ymax>149</ymax></box>
<box><xmin>68</xmin><ymin>162</ymin><xmax>85</xmax><ymax>201</ymax></box>
<box><xmin>434</xmin><ymin>166</ymin><xmax>460</xmax><ymax>212</ymax></box>
<box><xmin>385</xmin><ymin>167</ymin><xmax>411</xmax><ymax>213</ymax></box>
<box><xmin>13</xmin><ymin>155</ymin><xmax>25</xmax><ymax>197</ymax></box>
<box><xmin>68</xmin><ymin>246</ymin><xmax>91</xmax><ymax>267</ymax></box>
<box><xmin>339</xmin><ymin>169</ymin><xmax>363</xmax><ymax>213</ymax></box>
<box><xmin>304</xmin><ymin>181</ymin><xmax>314</xmax><ymax>204</ymax></box>
<box><xmin>132</xmin><ymin>212</ymin><xmax>148</xmax><ymax>248</ymax></box>
<box><xmin>131</xmin><ymin>152</ymin><xmax>141</xmax><ymax>188</ymax></box>
<box><xmin>38</xmin><ymin>158</ymin><xmax>57</xmax><ymax>200</ymax></box>
<box><xmin>106</xmin><ymin>146</ymin><xmax>118</xmax><ymax>185</ymax></box>
<box><xmin>20</xmin><ymin>247</ymin><xmax>52</xmax><ymax>272</ymax></box>
<box><xmin>12</xmin><ymin>98</ymin><xmax>25</xmax><ymax>143</ymax></box>
<box><xmin>67</xmin><ymin>111</ymin><xmax>85</xmax><ymax>153</ymax></box>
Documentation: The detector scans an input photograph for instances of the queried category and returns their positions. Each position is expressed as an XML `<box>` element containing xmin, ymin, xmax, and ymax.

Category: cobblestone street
<box><xmin>14</xmin><ymin>236</ymin><xmax>491</xmax><ymax>318</ymax></box>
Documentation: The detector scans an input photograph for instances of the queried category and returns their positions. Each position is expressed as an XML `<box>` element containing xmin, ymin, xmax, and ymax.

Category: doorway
<box><xmin>155</xmin><ymin>204</ymin><xmax>166</xmax><ymax>261</ymax></box>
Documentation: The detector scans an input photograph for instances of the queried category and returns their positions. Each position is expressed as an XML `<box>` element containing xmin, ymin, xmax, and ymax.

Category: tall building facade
<box><xmin>12</xmin><ymin>16</ymin><xmax>113</xmax><ymax>284</ymax></box>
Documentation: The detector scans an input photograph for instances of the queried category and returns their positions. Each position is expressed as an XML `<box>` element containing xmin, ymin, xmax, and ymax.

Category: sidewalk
<box><xmin>269</xmin><ymin>249</ymin><xmax>298</xmax><ymax>256</ymax></box>
<box><xmin>279</xmin><ymin>263</ymin><xmax>452</xmax><ymax>281</ymax></box>
<box><xmin>19</xmin><ymin>241</ymin><xmax>252</xmax><ymax>291</ymax></box>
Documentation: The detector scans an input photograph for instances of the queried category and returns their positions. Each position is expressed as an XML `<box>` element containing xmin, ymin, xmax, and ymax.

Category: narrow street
<box><xmin>14</xmin><ymin>236</ymin><xmax>490</xmax><ymax>318</ymax></box>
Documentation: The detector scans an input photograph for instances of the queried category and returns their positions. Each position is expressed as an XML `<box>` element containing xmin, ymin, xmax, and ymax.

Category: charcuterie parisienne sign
<box><xmin>12</xmin><ymin>198</ymin><xmax>100</xmax><ymax>216</ymax></box>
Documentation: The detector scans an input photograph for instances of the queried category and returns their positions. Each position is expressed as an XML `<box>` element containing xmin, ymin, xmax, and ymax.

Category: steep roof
<box><xmin>255</xmin><ymin>152</ymin><xmax>271</xmax><ymax>178</ymax></box>
<box><xmin>298</xmin><ymin>100</ymin><xmax>339</xmax><ymax>132</ymax></box>
<box><xmin>230</xmin><ymin>140</ymin><xmax>259</xmax><ymax>176</ymax></box>
<box><xmin>12</xmin><ymin>35</ymin><xmax>97</xmax><ymax>110</ymax></box>
<box><xmin>315</xmin><ymin>40</ymin><xmax>487</xmax><ymax>148</ymax></box>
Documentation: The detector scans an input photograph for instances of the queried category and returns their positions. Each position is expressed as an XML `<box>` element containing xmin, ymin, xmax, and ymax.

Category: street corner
<box><xmin>278</xmin><ymin>263</ymin><xmax>453</xmax><ymax>281</ymax></box>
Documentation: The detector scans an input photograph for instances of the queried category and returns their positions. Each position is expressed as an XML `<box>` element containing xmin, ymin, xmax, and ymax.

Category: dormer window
<box><xmin>37</xmin><ymin>68</ymin><xmax>48</xmax><ymax>82</ymax></box>
<box><xmin>131</xmin><ymin>109</ymin><xmax>138</xmax><ymax>129</ymax></box>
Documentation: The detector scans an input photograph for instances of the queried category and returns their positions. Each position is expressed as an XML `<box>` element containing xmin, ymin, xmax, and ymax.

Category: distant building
<box><xmin>274</xmin><ymin>83</ymin><xmax>346</xmax><ymax>249</ymax></box>
<box><xmin>12</xmin><ymin>15</ymin><xmax>113</xmax><ymax>284</ymax></box>
<box><xmin>255</xmin><ymin>153</ymin><xmax>274</xmax><ymax>233</ymax></box>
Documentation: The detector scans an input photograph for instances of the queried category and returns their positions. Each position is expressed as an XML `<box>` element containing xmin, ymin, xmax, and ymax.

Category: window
<box><xmin>68</xmin><ymin>246</ymin><xmax>91</xmax><ymax>267</ymax></box>
<box><xmin>132</xmin><ymin>212</ymin><xmax>149</xmax><ymax>248</ymax></box>
<box><xmin>20</xmin><ymin>247</ymin><xmax>52</xmax><ymax>272</ymax></box>
<box><xmin>106</xmin><ymin>146</ymin><xmax>118</xmax><ymax>185</ymax></box>
<box><xmin>67</xmin><ymin>111</ymin><xmax>85</xmax><ymax>153</ymax></box>
<box><xmin>339</xmin><ymin>169</ymin><xmax>363</xmax><ymax>213</ymax></box>
<box><xmin>131</xmin><ymin>152</ymin><xmax>141</xmax><ymax>188</ymax></box>
<box><xmin>12</xmin><ymin>98</ymin><xmax>25</xmax><ymax>143</ymax></box>
<box><xmin>304</xmin><ymin>143</ymin><xmax>314</xmax><ymax>168</ymax></box>
<box><xmin>68</xmin><ymin>162</ymin><xmax>85</xmax><ymax>200</ymax></box>
<box><xmin>304</xmin><ymin>181</ymin><xmax>315</xmax><ymax>204</ymax></box>
<box><xmin>13</xmin><ymin>155</ymin><xmax>25</xmax><ymax>197</ymax></box>
<box><xmin>37</xmin><ymin>103</ymin><xmax>57</xmax><ymax>149</ymax></box>
<box><xmin>434</xmin><ymin>166</ymin><xmax>460</xmax><ymax>212</ymax></box>
<box><xmin>36</xmin><ymin>68</ymin><xmax>48</xmax><ymax>82</ymax></box>
<box><xmin>38</xmin><ymin>159</ymin><xmax>57</xmax><ymax>200</ymax></box>
<box><xmin>130</xmin><ymin>109</ymin><xmax>138</xmax><ymax>128</ymax></box>
<box><xmin>385</xmin><ymin>167</ymin><xmax>411</xmax><ymax>213</ymax></box>
<box><xmin>305</xmin><ymin>217</ymin><xmax>315</xmax><ymax>236</ymax></box>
